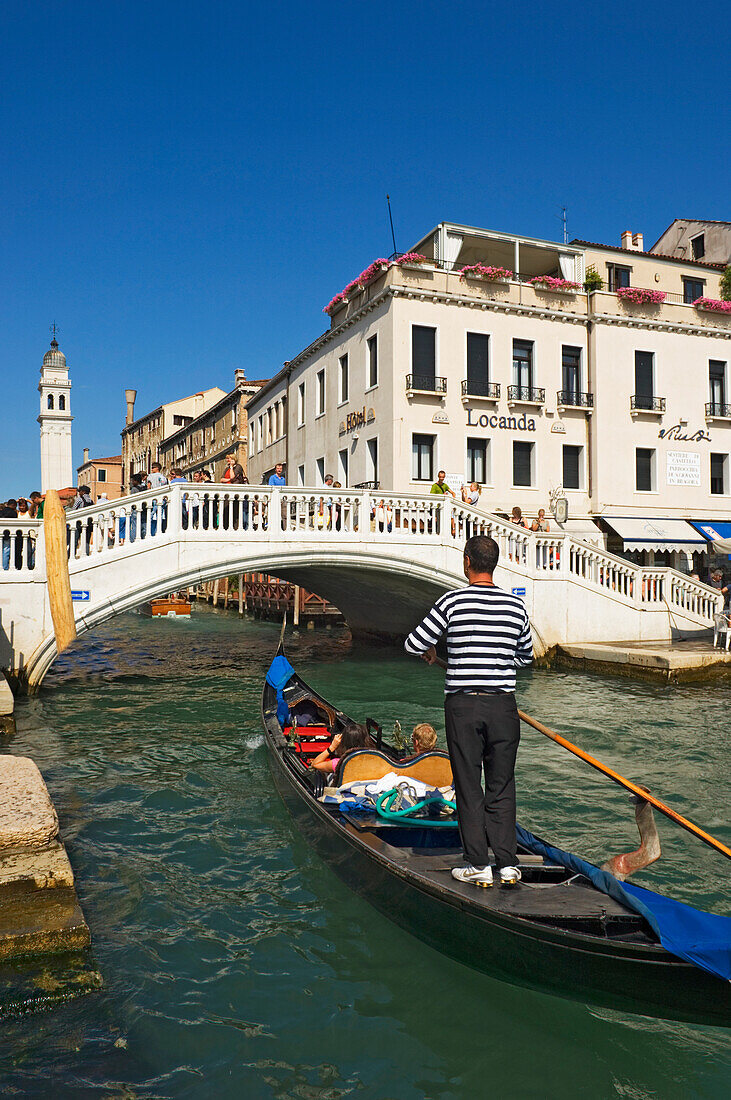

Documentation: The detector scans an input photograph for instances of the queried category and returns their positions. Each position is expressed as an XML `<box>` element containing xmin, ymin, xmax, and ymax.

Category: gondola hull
<box><xmin>261</xmin><ymin>668</ymin><xmax>731</xmax><ymax>1027</ymax></box>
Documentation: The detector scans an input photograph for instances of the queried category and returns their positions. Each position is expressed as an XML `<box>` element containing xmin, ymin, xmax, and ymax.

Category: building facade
<box><xmin>121</xmin><ymin>387</ymin><xmax>226</xmax><ymax>492</ymax></box>
<box><xmin>76</xmin><ymin>450</ymin><xmax>123</xmax><ymax>501</ymax></box>
<box><xmin>245</xmin><ymin>221</ymin><xmax>731</xmax><ymax>569</ymax></box>
<box><xmin>650</xmin><ymin>220</ymin><xmax>731</xmax><ymax>267</ymax></box>
<box><xmin>159</xmin><ymin>370</ymin><xmax>267</xmax><ymax>480</ymax></box>
<box><xmin>38</xmin><ymin>336</ymin><xmax>73</xmax><ymax>492</ymax></box>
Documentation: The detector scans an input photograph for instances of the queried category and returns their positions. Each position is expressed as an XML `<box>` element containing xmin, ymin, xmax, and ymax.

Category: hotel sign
<box><xmin>339</xmin><ymin>407</ymin><xmax>375</xmax><ymax>436</ymax></box>
<box><xmin>466</xmin><ymin>410</ymin><xmax>537</xmax><ymax>431</ymax></box>
<box><xmin>666</xmin><ymin>450</ymin><xmax>701</xmax><ymax>486</ymax></box>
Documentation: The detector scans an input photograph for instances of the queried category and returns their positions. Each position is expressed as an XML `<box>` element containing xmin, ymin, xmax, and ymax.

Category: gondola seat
<box><xmin>336</xmin><ymin>749</ymin><xmax>452</xmax><ymax>788</ymax></box>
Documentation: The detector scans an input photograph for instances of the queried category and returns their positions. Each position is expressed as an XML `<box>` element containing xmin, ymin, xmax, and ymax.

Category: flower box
<box><xmin>693</xmin><ymin>297</ymin><xmax>731</xmax><ymax>315</ymax></box>
<box><xmin>616</xmin><ymin>287</ymin><xmax>666</xmax><ymax>305</ymax></box>
<box><xmin>395</xmin><ymin>252</ymin><xmax>429</xmax><ymax>268</ymax></box>
<box><xmin>530</xmin><ymin>276</ymin><xmax>581</xmax><ymax>293</ymax></box>
<box><xmin>459</xmin><ymin>263</ymin><xmax>513</xmax><ymax>282</ymax></box>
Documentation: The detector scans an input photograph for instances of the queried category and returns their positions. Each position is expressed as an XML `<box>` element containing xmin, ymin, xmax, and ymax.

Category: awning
<box><xmin>689</xmin><ymin>521</ymin><xmax>731</xmax><ymax>555</ymax></box>
<box><xmin>554</xmin><ymin>518</ymin><xmax>606</xmax><ymax>548</ymax></box>
<box><xmin>602</xmin><ymin>517</ymin><xmax>707</xmax><ymax>554</ymax></box>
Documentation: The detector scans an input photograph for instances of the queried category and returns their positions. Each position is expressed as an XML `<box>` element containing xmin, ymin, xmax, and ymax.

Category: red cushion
<box><xmin>284</xmin><ymin>725</ymin><xmax>330</xmax><ymax>739</ymax></box>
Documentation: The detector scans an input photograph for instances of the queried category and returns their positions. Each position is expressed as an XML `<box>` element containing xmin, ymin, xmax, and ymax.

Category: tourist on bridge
<box><xmin>430</xmin><ymin>470</ymin><xmax>456</xmax><ymax>498</ymax></box>
<box><xmin>531</xmin><ymin>508</ymin><xmax>550</xmax><ymax>532</ymax></box>
<box><xmin>268</xmin><ymin>463</ymin><xmax>286</xmax><ymax>487</ymax></box>
<box><xmin>510</xmin><ymin>506</ymin><xmax>527</xmax><ymax>528</ymax></box>
<box><xmin>405</xmin><ymin>535</ymin><xmax>533</xmax><ymax>888</ymax></box>
<box><xmin>1</xmin><ymin>499</ymin><xmax>17</xmax><ymax>571</ymax></box>
<box><xmin>221</xmin><ymin>454</ymin><xmax>249</xmax><ymax>529</ymax></box>
<box><xmin>147</xmin><ymin>463</ymin><xmax>168</xmax><ymax>536</ymax></box>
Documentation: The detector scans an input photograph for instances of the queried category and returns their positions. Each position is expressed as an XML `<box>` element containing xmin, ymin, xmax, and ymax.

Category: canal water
<box><xmin>1</xmin><ymin>604</ymin><xmax>730</xmax><ymax>1098</ymax></box>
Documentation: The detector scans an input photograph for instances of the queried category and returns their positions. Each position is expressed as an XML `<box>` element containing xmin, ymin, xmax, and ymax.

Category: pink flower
<box><xmin>459</xmin><ymin>263</ymin><xmax>513</xmax><ymax>280</ymax></box>
<box><xmin>530</xmin><ymin>275</ymin><xmax>581</xmax><ymax>291</ymax></box>
<box><xmin>395</xmin><ymin>252</ymin><xmax>428</xmax><ymax>266</ymax></box>
<box><xmin>616</xmin><ymin>286</ymin><xmax>666</xmax><ymax>304</ymax></box>
<box><xmin>693</xmin><ymin>297</ymin><xmax>731</xmax><ymax>314</ymax></box>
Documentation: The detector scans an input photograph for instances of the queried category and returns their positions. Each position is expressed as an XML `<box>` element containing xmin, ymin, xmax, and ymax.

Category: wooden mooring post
<box><xmin>238</xmin><ymin>573</ymin><xmax>244</xmax><ymax>616</ymax></box>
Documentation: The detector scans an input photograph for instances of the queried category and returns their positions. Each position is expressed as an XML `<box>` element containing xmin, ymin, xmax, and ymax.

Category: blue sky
<box><xmin>1</xmin><ymin>0</ymin><xmax>728</xmax><ymax>497</ymax></box>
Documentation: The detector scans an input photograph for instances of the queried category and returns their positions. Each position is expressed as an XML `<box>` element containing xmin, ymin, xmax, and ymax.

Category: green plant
<box><xmin>584</xmin><ymin>268</ymin><xmax>603</xmax><ymax>292</ymax></box>
<box><xmin>720</xmin><ymin>265</ymin><xmax>731</xmax><ymax>301</ymax></box>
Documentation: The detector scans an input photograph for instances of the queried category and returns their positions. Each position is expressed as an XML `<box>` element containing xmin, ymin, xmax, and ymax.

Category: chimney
<box><xmin>83</xmin><ymin>447</ymin><xmax>90</xmax><ymax>464</ymax></box>
<box><xmin>195</xmin><ymin>392</ymin><xmax>204</xmax><ymax>412</ymax></box>
<box><xmin>234</xmin><ymin>368</ymin><xmax>247</xmax><ymax>388</ymax></box>
<box><xmin>621</xmin><ymin>230</ymin><xmax>644</xmax><ymax>252</ymax></box>
<box><xmin>125</xmin><ymin>388</ymin><xmax>137</xmax><ymax>426</ymax></box>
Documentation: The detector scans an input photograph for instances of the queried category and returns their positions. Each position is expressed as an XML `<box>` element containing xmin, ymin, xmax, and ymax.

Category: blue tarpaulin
<box><xmin>517</xmin><ymin>825</ymin><xmax>731</xmax><ymax>982</ymax></box>
<box><xmin>266</xmin><ymin>654</ymin><xmax>295</xmax><ymax>727</ymax></box>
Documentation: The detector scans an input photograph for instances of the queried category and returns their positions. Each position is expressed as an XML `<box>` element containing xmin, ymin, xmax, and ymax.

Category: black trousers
<box><xmin>444</xmin><ymin>692</ymin><xmax>520</xmax><ymax>869</ymax></box>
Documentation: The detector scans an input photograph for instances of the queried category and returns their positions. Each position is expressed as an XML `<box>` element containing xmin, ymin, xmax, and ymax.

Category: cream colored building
<box><xmin>245</xmin><ymin>221</ymin><xmax>731</xmax><ymax>569</ymax></box>
<box><xmin>121</xmin><ymin>386</ymin><xmax>226</xmax><ymax>492</ymax></box>
<box><xmin>159</xmin><ymin>370</ymin><xmax>267</xmax><ymax>481</ymax></box>
<box><xmin>76</xmin><ymin>450</ymin><xmax>122</xmax><ymax>501</ymax></box>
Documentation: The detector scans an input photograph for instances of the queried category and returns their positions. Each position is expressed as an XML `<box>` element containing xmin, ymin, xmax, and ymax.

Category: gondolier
<box><xmin>404</xmin><ymin>535</ymin><xmax>533</xmax><ymax>888</ymax></box>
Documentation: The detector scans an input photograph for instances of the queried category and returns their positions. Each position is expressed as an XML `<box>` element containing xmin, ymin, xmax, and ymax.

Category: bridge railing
<box><xmin>0</xmin><ymin>519</ymin><xmax>41</xmax><ymax>573</ymax></box>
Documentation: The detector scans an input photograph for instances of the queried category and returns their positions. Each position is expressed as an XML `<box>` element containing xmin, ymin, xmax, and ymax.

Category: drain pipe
<box><xmin>586</xmin><ymin>316</ymin><xmax>594</xmax><ymax>502</ymax></box>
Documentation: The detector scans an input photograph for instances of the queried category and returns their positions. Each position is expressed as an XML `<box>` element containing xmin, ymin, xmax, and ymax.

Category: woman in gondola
<box><xmin>310</xmin><ymin>722</ymin><xmax>373</xmax><ymax>779</ymax></box>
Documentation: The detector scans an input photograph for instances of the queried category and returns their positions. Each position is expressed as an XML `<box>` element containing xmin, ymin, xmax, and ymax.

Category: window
<box><xmin>338</xmin><ymin>448</ymin><xmax>349</xmax><ymax>486</ymax></box>
<box><xmin>266</xmin><ymin>408</ymin><xmax>274</xmax><ymax>445</ymax></box>
<box><xmin>683</xmin><ymin>277</ymin><xmax>704</xmax><ymax>304</ymax></box>
<box><xmin>709</xmin><ymin>360</ymin><xmax>726</xmax><ymax>411</ymax></box>
<box><xmin>316</xmin><ymin>369</ymin><xmax>325</xmax><ymax>416</ymax></box>
<box><xmin>412</xmin><ymin>326</ymin><xmax>436</xmax><ymax>383</ymax></box>
<box><xmin>711</xmin><ymin>453</ymin><xmax>728</xmax><ymax>495</ymax></box>
<box><xmin>690</xmin><ymin>234</ymin><xmax>705</xmax><ymax>260</ymax></box>
<box><xmin>316</xmin><ymin>456</ymin><xmax>325</xmax><ymax>485</ymax></box>
<box><xmin>298</xmin><ymin>464</ymin><xmax>305</xmax><ymax>487</ymax></box>
<box><xmin>562</xmin><ymin>445</ymin><xmax>582</xmax><ymax>490</ymax></box>
<box><xmin>466</xmin><ymin>438</ymin><xmax>488</xmax><ymax>484</ymax></box>
<box><xmin>231</xmin><ymin>408</ymin><xmax>237</xmax><ymax>429</ymax></box>
<box><xmin>412</xmin><ymin>433</ymin><xmax>434</xmax><ymax>481</ymax></box>
<box><xmin>512</xmin><ymin>340</ymin><xmax>533</xmax><ymax>390</ymax></box>
<box><xmin>607</xmin><ymin>264</ymin><xmax>631</xmax><ymax>291</ymax></box>
<box><xmin>634</xmin><ymin>351</ymin><xmax>655</xmax><ymax>409</ymax></box>
<box><xmin>249</xmin><ymin>424</ymin><xmax>255</xmax><ymax>455</ymax></box>
<box><xmin>339</xmin><ymin>354</ymin><xmax>349</xmax><ymax>404</ymax></box>
<box><xmin>97</xmin><ymin>468</ymin><xmax>107</xmax><ymax>483</ymax></box>
<box><xmin>257</xmin><ymin>415</ymin><xmax>263</xmax><ymax>452</ymax></box>
<box><xmin>366</xmin><ymin>437</ymin><xmax>378</xmax><ymax>484</ymax></box>
<box><xmin>297</xmin><ymin>382</ymin><xmax>305</xmax><ymax>426</ymax></box>
<box><xmin>636</xmin><ymin>448</ymin><xmax>655</xmax><ymax>492</ymax></box>
<box><xmin>47</xmin><ymin>394</ymin><xmax>54</xmax><ymax>409</ymax></box>
<box><xmin>59</xmin><ymin>394</ymin><xmax>66</xmax><ymax>411</ymax></box>
<box><xmin>513</xmin><ymin>441</ymin><xmax>534</xmax><ymax>487</ymax></box>
<box><xmin>367</xmin><ymin>335</ymin><xmax>378</xmax><ymax>388</ymax></box>
<box><xmin>173</xmin><ymin>414</ymin><xmax>191</xmax><ymax>427</ymax></box>
<box><xmin>467</xmin><ymin>333</ymin><xmax>490</xmax><ymax>387</ymax></box>
<box><xmin>562</xmin><ymin>346</ymin><xmax>581</xmax><ymax>401</ymax></box>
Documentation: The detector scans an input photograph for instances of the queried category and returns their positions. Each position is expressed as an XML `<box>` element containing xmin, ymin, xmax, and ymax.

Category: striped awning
<box><xmin>602</xmin><ymin>517</ymin><xmax>707</xmax><ymax>554</ymax></box>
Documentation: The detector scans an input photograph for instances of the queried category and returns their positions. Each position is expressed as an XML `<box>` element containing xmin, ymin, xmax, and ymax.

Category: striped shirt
<box><xmin>404</xmin><ymin>584</ymin><xmax>533</xmax><ymax>694</ymax></box>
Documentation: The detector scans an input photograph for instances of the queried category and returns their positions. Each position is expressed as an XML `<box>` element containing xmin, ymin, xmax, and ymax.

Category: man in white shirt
<box><xmin>146</xmin><ymin>463</ymin><xmax>168</xmax><ymax>535</ymax></box>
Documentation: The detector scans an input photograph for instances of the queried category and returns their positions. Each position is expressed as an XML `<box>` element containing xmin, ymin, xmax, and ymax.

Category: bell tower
<box><xmin>38</xmin><ymin>327</ymin><xmax>73</xmax><ymax>492</ymax></box>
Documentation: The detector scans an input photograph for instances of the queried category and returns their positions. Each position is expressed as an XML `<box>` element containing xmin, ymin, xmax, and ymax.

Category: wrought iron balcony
<box><xmin>705</xmin><ymin>401</ymin><xmax>731</xmax><ymax>419</ymax></box>
<box><xmin>507</xmin><ymin>385</ymin><xmax>545</xmax><ymax>405</ymax></box>
<box><xmin>353</xmin><ymin>480</ymin><xmax>380</xmax><ymax>489</ymax></box>
<box><xmin>461</xmin><ymin>380</ymin><xmax>500</xmax><ymax>400</ymax></box>
<box><xmin>630</xmin><ymin>395</ymin><xmax>665</xmax><ymax>413</ymax></box>
<box><xmin>557</xmin><ymin>390</ymin><xmax>594</xmax><ymax>409</ymax></box>
<box><xmin>406</xmin><ymin>374</ymin><xmax>447</xmax><ymax>395</ymax></box>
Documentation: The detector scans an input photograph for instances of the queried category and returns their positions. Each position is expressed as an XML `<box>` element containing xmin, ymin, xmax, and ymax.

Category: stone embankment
<box><xmin>0</xmin><ymin>674</ymin><xmax>14</xmax><ymax>734</ymax></box>
<box><xmin>0</xmin><ymin>755</ymin><xmax>90</xmax><ymax>960</ymax></box>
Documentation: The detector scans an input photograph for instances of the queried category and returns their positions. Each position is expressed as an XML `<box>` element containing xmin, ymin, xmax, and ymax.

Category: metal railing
<box><xmin>353</xmin><ymin>480</ymin><xmax>380</xmax><ymax>489</ymax></box>
<box><xmin>557</xmin><ymin>390</ymin><xmax>594</xmax><ymax>408</ymax></box>
<box><xmin>630</xmin><ymin>395</ymin><xmax>666</xmax><ymax>413</ymax></box>
<box><xmin>507</xmin><ymin>385</ymin><xmax>545</xmax><ymax>404</ymax></box>
<box><xmin>705</xmin><ymin>401</ymin><xmax>731</xmax><ymax>418</ymax></box>
<box><xmin>461</xmin><ymin>380</ymin><xmax>500</xmax><ymax>399</ymax></box>
<box><xmin>406</xmin><ymin>374</ymin><xmax>447</xmax><ymax>394</ymax></box>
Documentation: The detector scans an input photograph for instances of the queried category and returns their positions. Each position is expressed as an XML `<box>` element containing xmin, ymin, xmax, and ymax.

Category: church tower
<box><xmin>38</xmin><ymin>330</ymin><xmax>74</xmax><ymax>492</ymax></box>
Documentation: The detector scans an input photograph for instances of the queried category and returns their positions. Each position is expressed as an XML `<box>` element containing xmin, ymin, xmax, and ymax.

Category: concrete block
<box><xmin>0</xmin><ymin>840</ymin><xmax>75</xmax><ymax>896</ymax></box>
<box><xmin>0</xmin><ymin>756</ymin><xmax>59</xmax><ymax>854</ymax></box>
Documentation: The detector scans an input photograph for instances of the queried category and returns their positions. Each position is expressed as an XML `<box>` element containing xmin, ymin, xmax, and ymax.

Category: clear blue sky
<box><xmin>1</xmin><ymin>0</ymin><xmax>728</xmax><ymax>498</ymax></box>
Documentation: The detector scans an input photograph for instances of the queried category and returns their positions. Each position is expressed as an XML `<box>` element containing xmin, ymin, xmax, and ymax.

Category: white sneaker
<box><xmin>451</xmin><ymin>864</ymin><xmax>493</xmax><ymax>887</ymax></box>
<box><xmin>499</xmin><ymin>866</ymin><xmax>522</xmax><ymax>887</ymax></box>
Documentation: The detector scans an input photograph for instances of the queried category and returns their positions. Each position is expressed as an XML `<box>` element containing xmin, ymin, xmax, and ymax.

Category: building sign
<box><xmin>666</xmin><ymin>451</ymin><xmax>701</xmax><ymax>486</ymax></box>
<box><xmin>658</xmin><ymin>424</ymin><xmax>711</xmax><ymax>443</ymax></box>
<box><xmin>432</xmin><ymin>412</ymin><xmax>450</xmax><ymax>424</ymax></box>
<box><xmin>550</xmin><ymin>421</ymin><xmax>566</xmax><ymax>434</ymax></box>
<box><xmin>466</xmin><ymin>410</ymin><xmax>536</xmax><ymax>431</ymax></box>
<box><xmin>339</xmin><ymin>407</ymin><xmax>375</xmax><ymax>436</ymax></box>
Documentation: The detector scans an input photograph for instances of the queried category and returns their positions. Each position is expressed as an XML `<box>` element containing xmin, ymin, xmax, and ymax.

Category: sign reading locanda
<box><xmin>466</xmin><ymin>410</ymin><xmax>537</xmax><ymax>431</ymax></box>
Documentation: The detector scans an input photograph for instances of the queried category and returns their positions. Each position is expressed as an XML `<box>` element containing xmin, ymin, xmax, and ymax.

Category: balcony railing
<box><xmin>557</xmin><ymin>390</ymin><xmax>594</xmax><ymax>409</ymax></box>
<box><xmin>406</xmin><ymin>374</ymin><xmax>447</xmax><ymax>394</ymax></box>
<box><xmin>706</xmin><ymin>401</ymin><xmax>731</xmax><ymax>418</ymax></box>
<box><xmin>507</xmin><ymin>385</ymin><xmax>545</xmax><ymax>405</ymax></box>
<box><xmin>461</xmin><ymin>380</ymin><xmax>501</xmax><ymax>399</ymax></box>
<box><xmin>630</xmin><ymin>395</ymin><xmax>666</xmax><ymax>413</ymax></box>
<box><xmin>353</xmin><ymin>480</ymin><xmax>380</xmax><ymax>489</ymax></box>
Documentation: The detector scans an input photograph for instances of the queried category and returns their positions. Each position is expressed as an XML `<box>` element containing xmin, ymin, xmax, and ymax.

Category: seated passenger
<box><xmin>311</xmin><ymin>722</ymin><xmax>373</xmax><ymax>777</ymax></box>
<box><xmin>399</xmin><ymin>722</ymin><xmax>438</xmax><ymax>763</ymax></box>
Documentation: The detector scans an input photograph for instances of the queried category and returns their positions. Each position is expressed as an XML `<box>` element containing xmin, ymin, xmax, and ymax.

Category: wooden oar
<box><xmin>518</xmin><ymin>709</ymin><xmax>731</xmax><ymax>862</ymax></box>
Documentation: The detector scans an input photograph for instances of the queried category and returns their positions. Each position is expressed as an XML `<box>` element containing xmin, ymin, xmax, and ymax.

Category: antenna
<box><xmin>386</xmin><ymin>195</ymin><xmax>397</xmax><ymax>256</ymax></box>
<box><xmin>559</xmin><ymin>207</ymin><xmax>568</xmax><ymax>245</ymax></box>
<box><xmin>49</xmin><ymin>321</ymin><xmax>59</xmax><ymax>342</ymax></box>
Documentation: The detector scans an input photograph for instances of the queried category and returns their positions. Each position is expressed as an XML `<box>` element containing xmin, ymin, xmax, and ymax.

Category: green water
<box><xmin>1</xmin><ymin>605</ymin><xmax>730</xmax><ymax>1098</ymax></box>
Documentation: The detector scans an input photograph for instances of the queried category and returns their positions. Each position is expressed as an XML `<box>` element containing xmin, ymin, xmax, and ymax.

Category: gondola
<box><xmin>261</xmin><ymin>644</ymin><xmax>731</xmax><ymax>1027</ymax></box>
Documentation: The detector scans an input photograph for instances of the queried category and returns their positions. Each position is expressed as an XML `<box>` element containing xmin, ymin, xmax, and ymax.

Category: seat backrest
<box><xmin>337</xmin><ymin>749</ymin><xmax>452</xmax><ymax>788</ymax></box>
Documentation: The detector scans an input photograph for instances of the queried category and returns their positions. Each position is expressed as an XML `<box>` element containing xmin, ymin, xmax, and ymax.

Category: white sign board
<box><xmin>666</xmin><ymin>451</ymin><xmax>701</xmax><ymax>486</ymax></box>
<box><xmin>445</xmin><ymin>473</ymin><xmax>464</xmax><ymax>495</ymax></box>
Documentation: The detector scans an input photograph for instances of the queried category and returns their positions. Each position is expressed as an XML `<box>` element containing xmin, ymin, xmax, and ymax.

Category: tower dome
<box><xmin>42</xmin><ymin>337</ymin><xmax>67</xmax><ymax>369</ymax></box>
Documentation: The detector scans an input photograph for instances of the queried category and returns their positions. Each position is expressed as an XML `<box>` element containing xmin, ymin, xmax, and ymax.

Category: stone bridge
<box><xmin>0</xmin><ymin>485</ymin><xmax>721</xmax><ymax>688</ymax></box>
